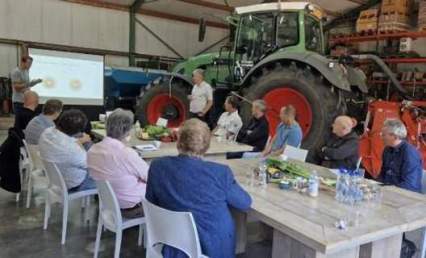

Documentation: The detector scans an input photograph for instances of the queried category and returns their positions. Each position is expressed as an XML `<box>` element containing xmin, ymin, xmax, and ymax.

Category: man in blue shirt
<box><xmin>25</xmin><ymin>99</ymin><xmax>63</xmax><ymax>144</ymax></box>
<box><xmin>262</xmin><ymin>105</ymin><xmax>303</xmax><ymax>157</ymax></box>
<box><xmin>379</xmin><ymin>119</ymin><xmax>423</xmax><ymax>193</ymax></box>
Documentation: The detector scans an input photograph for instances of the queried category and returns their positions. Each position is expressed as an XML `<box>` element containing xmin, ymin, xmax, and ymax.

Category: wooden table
<box><xmin>222</xmin><ymin>159</ymin><xmax>426</xmax><ymax>258</ymax></box>
<box><xmin>91</xmin><ymin>129</ymin><xmax>253</xmax><ymax>162</ymax></box>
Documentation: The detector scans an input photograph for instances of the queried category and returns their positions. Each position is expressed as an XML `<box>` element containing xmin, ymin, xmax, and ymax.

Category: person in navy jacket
<box><xmin>379</xmin><ymin>119</ymin><xmax>423</xmax><ymax>193</ymax></box>
<box><xmin>145</xmin><ymin>118</ymin><xmax>252</xmax><ymax>258</ymax></box>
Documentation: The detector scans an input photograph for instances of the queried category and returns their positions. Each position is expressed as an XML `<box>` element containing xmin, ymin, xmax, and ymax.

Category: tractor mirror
<box><xmin>198</xmin><ymin>18</ymin><xmax>207</xmax><ymax>42</ymax></box>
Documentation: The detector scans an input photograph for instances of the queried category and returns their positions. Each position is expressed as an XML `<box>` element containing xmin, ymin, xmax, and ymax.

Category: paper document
<box><xmin>281</xmin><ymin>145</ymin><xmax>309</xmax><ymax>162</ymax></box>
<box><xmin>133</xmin><ymin>144</ymin><xmax>158</xmax><ymax>152</ymax></box>
<box><xmin>156</xmin><ymin>118</ymin><xmax>168</xmax><ymax>127</ymax></box>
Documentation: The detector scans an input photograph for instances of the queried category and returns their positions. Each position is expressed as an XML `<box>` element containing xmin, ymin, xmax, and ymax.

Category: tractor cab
<box><xmin>230</xmin><ymin>2</ymin><xmax>325</xmax><ymax>82</ymax></box>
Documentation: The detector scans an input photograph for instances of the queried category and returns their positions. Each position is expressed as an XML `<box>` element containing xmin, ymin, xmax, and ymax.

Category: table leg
<box><xmin>272</xmin><ymin>229</ymin><xmax>359</xmax><ymax>258</ymax></box>
<box><xmin>232</xmin><ymin>210</ymin><xmax>247</xmax><ymax>254</ymax></box>
<box><xmin>359</xmin><ymin>233</ymin><xmax>402</xmax><ymax>258</ymax></box>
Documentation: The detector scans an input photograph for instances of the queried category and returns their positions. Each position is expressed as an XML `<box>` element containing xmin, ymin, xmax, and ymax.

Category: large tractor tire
<box><xmin>136</xmin><ymin>82</ymin><xmax>190</xmax><ymax>127</ymax></box>
<box><xmin>240</xmin><ymin>63</ymin><xmax>344</xmax><ymax>151</ymax></box>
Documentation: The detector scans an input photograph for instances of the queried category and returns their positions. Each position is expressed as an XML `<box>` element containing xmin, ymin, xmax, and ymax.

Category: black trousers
<box><xmin>189</xmin><ymin>112</ymin><xmax>214</xmax><ymax>130</ymax></box>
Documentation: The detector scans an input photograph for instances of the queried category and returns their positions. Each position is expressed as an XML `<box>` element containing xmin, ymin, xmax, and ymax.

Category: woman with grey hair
<box><xmin>378</xmin><ymin>119</ymin><xmax>423</xmax><ymax>193</ymax></box>
<box><xmin>88</xmin><ymin>108</ymin><xmax>149</xmax><ymax>218</ymax></box>
<box><xmin>146</xmin><ymin>118</ymin><xmax>252</xmax><ymax>258</ymax></box>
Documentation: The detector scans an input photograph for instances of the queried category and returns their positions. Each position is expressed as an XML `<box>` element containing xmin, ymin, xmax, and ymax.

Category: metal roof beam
<box><xmin>176</xmin><ymin>0</ymin><xmax>233</xmax><ymax>12</ymax></box>
<box><xmin>130</xmin><ymin>0</ymin><xmax>145</xmax><ymax>12</ymax></box>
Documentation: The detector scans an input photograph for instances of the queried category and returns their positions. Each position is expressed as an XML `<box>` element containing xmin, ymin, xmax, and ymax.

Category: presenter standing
<box><xmin>10</xmin><ymin>56</ymin><xmax>42</xmax><ymax>114</ymax></box>
<box><xmin>188</xmin><ymin>69</ymin><xmax>213</xmax><ymax>124</ymax></box>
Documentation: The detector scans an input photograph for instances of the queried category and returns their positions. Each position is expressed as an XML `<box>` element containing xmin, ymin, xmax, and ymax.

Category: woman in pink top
<box><xmin>88</xmin><ymin>109</ymin><xmax>149</xmax><ymax>218</ymax></box>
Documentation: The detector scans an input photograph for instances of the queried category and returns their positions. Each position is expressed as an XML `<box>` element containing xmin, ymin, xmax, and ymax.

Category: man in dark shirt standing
<box><xmin>14</xmin><ymin>90</ymin><xmax>39</xmax><ymax>134</ymax></box>
<box><xmin>379</xmin><ymin>119</ymin><xmax>423</xmax><ymax>193</ymax></box>
<box><xmin>227</xmin><ymin>100</ymin><xmax>269</xmax><ymax>159</ymax></box>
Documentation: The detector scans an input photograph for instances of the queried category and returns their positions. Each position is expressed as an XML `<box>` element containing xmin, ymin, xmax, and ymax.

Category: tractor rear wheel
<box><xmin>240</xmin><ymin>64</ymin><xmax>344</xmax><ymax>150</ymax></box>
<box><xmin>136</xmin><ymin>82</ymin><xmax>190</xmax><ymax>127</ymax></box>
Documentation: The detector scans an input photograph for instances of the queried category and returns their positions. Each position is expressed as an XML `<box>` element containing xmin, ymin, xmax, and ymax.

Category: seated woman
<box><xmin>88</xmin><ymin>109</ymin><xmax>149</xmax><ymax>218</ymax></box>
<box><xmin>212</xmin><ymin>95</ymin><xmax>243</xmax><ymax>141</ymax></box>
<box><xmin>310</xmin><ymin>115</ymin><xmax>359</xmax><ymax>169</ymax></box>
<box><xmin>39</xmin><ymin>109</ymin><xmax>95</xmax><ymax>191</ymax></box>
<box><xmin>146</xmin><ymin>119</ymin><xmax>252</xmax><ymax>258</ymax></box>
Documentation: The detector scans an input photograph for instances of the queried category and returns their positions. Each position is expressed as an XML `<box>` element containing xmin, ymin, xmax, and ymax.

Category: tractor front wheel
<box><xmin>240</xmin><ymin>64</ymin><xmax>344</xmax><ymax>151</ymax></box>
<box><xmin>136</xmin><ymin>83</ymin><xmax>189</xmax><ymax>127</ymax></box>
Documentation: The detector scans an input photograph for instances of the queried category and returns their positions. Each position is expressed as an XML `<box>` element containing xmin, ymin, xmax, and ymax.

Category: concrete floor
<box><xmin>0</xmin><ymin>131</ymin><xmax>272</xmax><ymax>258</ymax></box>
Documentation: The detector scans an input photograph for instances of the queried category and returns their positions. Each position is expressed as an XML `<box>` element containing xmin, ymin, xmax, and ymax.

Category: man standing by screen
<box><xmin>10</xmin><ymin>56</ymin><xmax>42</xmax><ymax>114</ymax></box>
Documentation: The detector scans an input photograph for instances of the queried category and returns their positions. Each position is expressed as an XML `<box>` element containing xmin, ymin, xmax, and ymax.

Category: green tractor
<box><xmin>136</xmin><ymin>2</ymin><xmax>372</xmax><ymax>150</ymax></box>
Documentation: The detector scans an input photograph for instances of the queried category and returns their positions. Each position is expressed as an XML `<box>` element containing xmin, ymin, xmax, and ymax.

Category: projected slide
<box><xmin>29</xmin><ymin>48</ymin><xmax>104</xmax><ymax>105</ymax></box>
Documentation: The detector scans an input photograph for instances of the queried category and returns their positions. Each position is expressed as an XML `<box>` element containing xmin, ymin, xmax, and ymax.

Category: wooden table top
<box><xmin>91</xmin><ymin>129</ymin><xmax>253</xmax><ymax>160</ymax></box>
<box><xmin>221</xmin><ymin>159</ymin><xmax>426</xmax><ymax>255</ymax></box>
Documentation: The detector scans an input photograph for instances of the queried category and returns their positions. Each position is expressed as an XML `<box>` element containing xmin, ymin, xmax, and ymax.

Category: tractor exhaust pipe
<box><xmin>350</xmin><ymin>54</ymin><xmax>407</xmax><ymax>95</ymax></box>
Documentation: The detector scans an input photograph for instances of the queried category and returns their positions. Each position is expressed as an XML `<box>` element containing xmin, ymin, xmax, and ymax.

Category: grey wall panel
<box><xmin>41</xmin><ymin>0</ymin><xmax>73</xmax><ymax>45</ymax></box>
<box><xmin>105</xmin><ymin>55</ymin><xmax>129</xmax><ymax>67</ymax></box>
<box><xmin>135</xmin><ymin>15</ymin><xmax>228</xmax><ymax>58</ymax></box>
<box><xmin>0</xmin><ymin>0</ymin><xmax>129</xmax><ymax>52</ymax></box>
<box><xmin>0</xmin><ymin>43</ymin><xmax>18</xmax><ymax>77</ymax></box>
<box><xmin>98</xmin><ymin>9</ymin><xmax>129</xmax><ymax>52</ymax></box>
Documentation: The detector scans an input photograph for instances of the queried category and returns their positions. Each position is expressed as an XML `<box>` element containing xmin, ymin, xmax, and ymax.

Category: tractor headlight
<box><xmin>328</xmin><ymin>62</ymin><xmax>336</xmax><ymax>69</ymax></box>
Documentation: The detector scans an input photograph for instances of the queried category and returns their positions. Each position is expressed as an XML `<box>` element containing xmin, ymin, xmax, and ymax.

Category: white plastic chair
<box><xmin>16</xmin><ymin>141</ymin><xmax>32</xmax><ymax>202</ymax></box>
<box><xmin>24</xmin><ymin>143</ymin><xmax>46</xmax><ymax>208</ymax></box>
<box><xmin>42</xmin><ymin>159</ymin><xmax>97</xmax><ymax>245</ymax></box>
<box><xmin>142</xmin><ymin>199</ymin><xmax>208</xmax><ymax>258</ymax></box>
<box><xmin>94</xmin><ymin>180</ymin><xmax>146</xmax><ymax>258</ymax></box>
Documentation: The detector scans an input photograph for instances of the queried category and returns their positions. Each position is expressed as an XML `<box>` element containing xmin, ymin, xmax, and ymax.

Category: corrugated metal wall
<box><xmin>0</xmin><ymin>0</ymin><xmax>229</xmax><ymax>76</ymax></box>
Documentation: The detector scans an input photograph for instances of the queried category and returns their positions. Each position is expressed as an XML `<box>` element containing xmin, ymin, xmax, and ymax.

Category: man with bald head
<box><xmin>14</xmin><ymin>90</ymin><xmax>39</xmax><ymax>133</ymax></box>
<box><xmin>311</xmin><ymin>115</ymin><xmax>360</xmax><ymax>169</ymax></box>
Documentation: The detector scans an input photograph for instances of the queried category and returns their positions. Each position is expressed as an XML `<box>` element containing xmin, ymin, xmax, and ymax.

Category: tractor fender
<box><xmin>347</xmin><ymin>67</ymin><xmax>368</xmax><ymax>93</ymax></box>
<box><xmin>145</xmin><ymin>70</ymin><xmax>193</xmax><ymax>92</ymax></box>
<box><xmin>241</xmin><ymin>51</ymin><xmax>351</xmax><ymax>92</ymax></box>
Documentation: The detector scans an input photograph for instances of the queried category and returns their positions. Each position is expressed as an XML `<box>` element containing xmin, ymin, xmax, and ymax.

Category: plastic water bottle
<box><xmin>258</xmin><ymin>161</ymin><xmax>268</xmax><ymax>189</ymax></box>
<box><xmin>352</xmin><ymin>170</ymin><xmax>364</xmax><ymax>203</ymax></box>
<box><xmin>135</xmin><ymin>121</ymin><xmax>141</xmax><ymax>133</ymax></box>
<box><xmin>347</xmin><ymin>170</ymin><xmax>355</xmax><ymax>205</ymax></box>
<box><xmin>308</xmin><ymin>170</ymin><xmax>319</xmax><ymax>197</ymax></box>
<box><xmin>135</xmin><ymin>121</ymin><xmax>141</xmax><ymax>131</ymax></box>
<box><xmin>335</xmin><ymin>169</ymin><xmax>346</xmax><ymax>202</ymax></box>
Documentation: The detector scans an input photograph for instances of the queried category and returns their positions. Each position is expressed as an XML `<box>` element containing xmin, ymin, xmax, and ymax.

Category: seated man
<box><xmin>212</xmin><ymin>95</ymin><xmax>243</xmax><ymax>141</ymax></box>
<box><xmin>14</xmin><ymin>90</ymin><xmax>39</xmax><ymax>134</ymax></box>
<box><xmin>39</xmin><ymin>109</ymin><xmax>94</xmax><ymax>191</ymax></box>
<box><xmin>237</xmin><ymin>99</ymin><xmax>269</xmax><ymax>151</ymax></box>
<box><xmin>25</xmin><ymin>99</ymin><xmax>63</xmax><ymax>144</ymax></box>
<box><xmin>88</xmin><ymin>109</ymin><xmax>149</xmax><ymax>218</ymax></box>
<box><xmin>262</xmin><ymin>105</ymin><xmax>303</xmax><ymax>157</ymax></box>
<box><xmin>310</xmin><ymin>116</ymin><xmax>359</xmax><ymax>169</ymax></box>
<box><xmin>146</xmin><ymin>119</ymin><xmax>251</xmax><ymax>258</ymax></box>
<box><xmin>379</xmin><ymin>119</ymin><xmax>423</xmax><ymax>193</ymax></box>
<box><xmin>227</xmin><ymin>100</ymin><xmax>269</xmax><ymax>159</ymax></box>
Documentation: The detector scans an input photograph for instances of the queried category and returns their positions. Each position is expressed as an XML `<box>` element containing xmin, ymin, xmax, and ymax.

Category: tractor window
<box><xmin>304</xmin><ymin>16</ymin><xmax>322</xmax><ymax>53</ymax></box>
<box><xmin>276</xmin><ymin>13</ymin><xmax>299</xmax><ymax>48</ymax></box>
<box><xmin>236</xmin><ymin>13</ymin><xmax>274</xmax><ymax>62</ymax></box>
